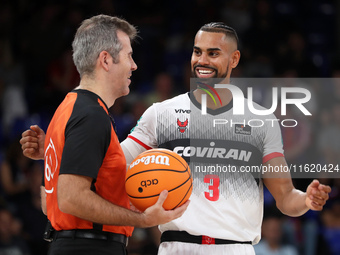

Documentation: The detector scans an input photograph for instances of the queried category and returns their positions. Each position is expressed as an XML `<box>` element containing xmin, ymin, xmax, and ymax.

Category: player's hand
<box><xmin>306</xmin><ymin>179</ymin><xmax>331</xmax><ymax>211</ymax></box>
<box><xmin>142</xmin><ymin>190</ymin><xmax>189</xmax><ymax>227</ymax></box>
<box><xmin>20</xmin><ymin>125</ymin><xmax>45</xmax><ymax>160</ymax></box>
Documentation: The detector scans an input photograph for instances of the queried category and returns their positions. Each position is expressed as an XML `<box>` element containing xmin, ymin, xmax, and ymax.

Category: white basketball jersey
<box><xmin>128</xmin><ymin>91</ymin><xmax>284</xmax><ymax>244</ymax></box>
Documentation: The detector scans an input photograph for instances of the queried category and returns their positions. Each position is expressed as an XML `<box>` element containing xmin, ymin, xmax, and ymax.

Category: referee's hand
<box><xmin>141</xmin><ymin>190</ymin><xmax>190</xmax><ymax>227</ymax></box>
<box><xmin>20</xmin><ymin>125</ymin><xmax>45</xmax><ymax>160</ymax></box>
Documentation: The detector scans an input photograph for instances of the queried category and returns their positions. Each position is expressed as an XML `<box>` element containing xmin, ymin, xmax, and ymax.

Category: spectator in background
<box><xmin>277</xmin><ymin>30</ymin><xmax>319</xmax><ymax>77</ymax></box>
<box><xmin>254</xmin><ymin>207</ymin><xmax>299</xmax><ymax>255</ymax></box>
<box><xmin>17</xmin><ymin>161</ymin><xmax>48</xmax><ymax>255</ymax></box>
<box><xmin>45</xmin><ymin>47</ymin><xmax>80</xmax><ymax>115</ymax></box>
<box><xmin>144</xmin><ymin>72</ymin><xmax>178</xmax><ymax>107</ymax></box>
<box><xmin>0</xmin><ymin>207</ymin><xmax>30</xmax><ymax>255</ymax></box>
<box><xmin>0</xmin><ymin>138</ymin><xmax>30</xmax><ymax>213</ymax></box>
<box><xmin>109</xmin><ymin>97</ymin><xmax>149</xmax><ymax>142</ymax></box>
<box><xmin>320</xmin><ymin>179</ymin><xmax>340</xmax><ymax>255</ymax></box>
<box><xmin>317</xmin><ymin>102</ymin><xmax>340</xmax><ymax>166</ymax></box>
<box><xmin>0</xmin><ymin>38</ymin><xmax>28</xmax><ymax>139</ymax></box>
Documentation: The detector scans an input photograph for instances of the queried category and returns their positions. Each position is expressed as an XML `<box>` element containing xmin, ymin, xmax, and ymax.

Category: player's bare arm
<box><xmin>263</xmin><ymin>157</ymin><xmax>331</xmax><ymax>217</ymax></box>
<box><xmin>57</xmin><ymin>174</ymin><xmax>189</xmax><ymax>228</ymax></box>
<box><xmin>20</xmin><ymin>125</ymin><xmax>45</xmax><ymax>160</ymax></box>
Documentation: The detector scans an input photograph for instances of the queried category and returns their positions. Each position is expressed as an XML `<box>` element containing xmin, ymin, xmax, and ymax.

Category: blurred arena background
<box><xmin>0</xmin><ymin>0</ymin><xmax>339</xmax><ymax>254</ymax></box>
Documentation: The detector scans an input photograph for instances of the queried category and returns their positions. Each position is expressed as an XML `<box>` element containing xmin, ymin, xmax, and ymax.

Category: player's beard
<box><xmin>191</xmin><ymin>64</ymin><xmax>230</xmax><ymax>87</ymax></box>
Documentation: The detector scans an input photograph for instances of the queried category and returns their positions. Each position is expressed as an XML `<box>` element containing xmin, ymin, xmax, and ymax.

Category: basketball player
<box><xmin>21</xmin><ymin>22</ymin><xmax>330</xmax><ymax>254</ymax></box>
<box><xmin>119</xmin><ymin>23</ymin><xmax>331</xmax><ymax>254</ymax></box>
<box><xmin>20</xmin><ymin>15</ymin><xmax>188</xmax><ymax>255</ymax></box>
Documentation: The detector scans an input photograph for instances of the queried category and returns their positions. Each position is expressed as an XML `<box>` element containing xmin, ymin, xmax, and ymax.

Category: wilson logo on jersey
<box><xmin>130</xmin><ymin>155</ymin><xmax>170</xmax><ymax>169</ymax></box>
<box><xmin>235</xmin><ymin>124</ymin><xmax>252</xmax><ymax>135</ymax></box>
<box><xmin>177</xmin><ymin>118</ymin><xmax>188</xmax><ymax>133</ymax></box>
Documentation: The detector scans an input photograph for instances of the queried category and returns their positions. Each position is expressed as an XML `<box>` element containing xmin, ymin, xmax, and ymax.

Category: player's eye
<box><xmin>209</xmin><ymin>52</ymin><xmax>219</xmax><ymax>57</ymax></box>
<box><xmin>193</xmin><ymin>49</ymin><xmax>201</xmax><ymax>56</ymax></box>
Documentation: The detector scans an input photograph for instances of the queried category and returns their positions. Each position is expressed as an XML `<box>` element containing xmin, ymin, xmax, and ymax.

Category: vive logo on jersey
<box><xmin>235</xmin><ymin>124</ymin><xmax>252</xmax><ymax>135</ymax></box>
<box><xmin>177</xmin><ymin>118</ymin><xmax>188</xmax><ymax>133</ymax></box>
<box><xmin>175</xmin><ymin>109</ymin><xmax>191</xmax><ymax>114</ymax></box>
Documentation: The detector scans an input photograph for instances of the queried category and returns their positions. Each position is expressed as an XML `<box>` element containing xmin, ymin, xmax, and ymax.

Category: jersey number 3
<box><xmin>204</xmin><ymin>174</ymin><xmax>220</xmax><ymax>201</ymax></box>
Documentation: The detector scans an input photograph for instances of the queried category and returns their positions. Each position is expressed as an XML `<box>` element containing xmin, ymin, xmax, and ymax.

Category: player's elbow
<box><xmin>275</xmin><ymin>201</ymin><xmax>289</xmax><ymax>215</ymax></box>
<box><xmin>275</xmin><ymin>201</ymin><xmax>304</xmax><ymax>217</ymax></box>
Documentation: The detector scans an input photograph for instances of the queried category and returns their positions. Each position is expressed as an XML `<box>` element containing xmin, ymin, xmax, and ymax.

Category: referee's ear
<box><xmin>98</xmin><ymin>51</ymin><xmax>112</xmax><ymax>72</ymax></box>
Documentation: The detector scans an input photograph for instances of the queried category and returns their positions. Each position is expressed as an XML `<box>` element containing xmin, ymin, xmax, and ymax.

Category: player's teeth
<box><xmin>199</xmin><ymin>70</ymin><xmax>213</xmax><ymax>74</ymax></box>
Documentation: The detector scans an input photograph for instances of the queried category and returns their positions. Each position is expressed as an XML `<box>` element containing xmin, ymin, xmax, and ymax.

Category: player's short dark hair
<box><xmin>199</xmin><ymin>22</ymin><xmax>239</xmax><ymax>49</ymax></box>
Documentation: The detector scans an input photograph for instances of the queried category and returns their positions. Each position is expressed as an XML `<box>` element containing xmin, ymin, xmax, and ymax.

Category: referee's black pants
<box><xmin>48</xmin><ymin>238</ymin><xmax>127</xmax><ymax>255</ymax></box>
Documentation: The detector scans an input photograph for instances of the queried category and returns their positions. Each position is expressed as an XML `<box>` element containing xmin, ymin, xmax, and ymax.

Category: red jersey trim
<box><xmin>127</xmin><ymin>135</ymin><xmax>152</xmax><ymax>150</ymax></box>
<box><xmin>262</xmin><ymin>152</ymin><xmax>284</xmax><ymax>164</ymax></box>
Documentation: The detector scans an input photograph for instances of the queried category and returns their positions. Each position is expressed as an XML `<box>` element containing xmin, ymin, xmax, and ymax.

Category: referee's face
<box><xmin>191</xmin><ymin>31</ymin><xmax>239</xmax><ymax>80</ymax></box>
<box><xmin>111</xmin><ymin>30</ymin><xmax>137</xmax><ymax>97</ymax></box>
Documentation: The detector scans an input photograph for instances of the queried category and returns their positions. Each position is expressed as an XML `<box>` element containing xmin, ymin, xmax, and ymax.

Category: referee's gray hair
<box><xmin>72</xmin><ymin>15</ymin><xmax>137</xmax><ymax>78</ymax></box>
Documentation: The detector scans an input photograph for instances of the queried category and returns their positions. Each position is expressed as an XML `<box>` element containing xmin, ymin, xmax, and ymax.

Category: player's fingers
<box><xmin>320</xmin><ymin>189</ymin><xmax>330</xmax><ymax>200</ymax></box>
<box><xmin>310</xmin><ymin>201</ymin><xmax>323</xmax><ymax>211</ymax></box>
<box><xmin>311</xmin><ymin>187</ymin><xmax>330</xmax><ymax>200</ymax></box>
<box><xmin>319</xmin><ymin>184</ymin><xmax>332</xmax><ymax>194</ymax></box>
<box><xmin>155</xmin><ymin>190</ymin><xmax>168</xmax><ymax>207</ymax></box>
<box><xmin>309</xmin><ymin>195</ymin><xmax>327</xmax><ymax>206</ymax></box>
<box><xmin>171</xmin><ymin>200</ymin><xmax>190</xmax><ymax>218</ymax></box>
<box><xmin>310</xmin><ymin>179</ymin><xmax>320</xmax><ymax>188</ymax></box>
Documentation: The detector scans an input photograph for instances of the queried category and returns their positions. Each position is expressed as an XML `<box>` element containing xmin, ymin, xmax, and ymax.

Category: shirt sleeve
<box><xmin>59</xmin><ymin>107</ymin><xmax>111</xmax><ymax>179</ymax></box>
<box><xmin>262</xmin><ymin>116</ymin><xmax>284</xmax><ymax>163</ymax></box>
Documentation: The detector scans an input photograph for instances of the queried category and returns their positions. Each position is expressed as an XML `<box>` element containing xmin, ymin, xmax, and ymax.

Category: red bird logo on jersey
<box><xmin>177</xmin><ymin>118</ymin><xmax>188</xmax><ymax>133</ymax></box>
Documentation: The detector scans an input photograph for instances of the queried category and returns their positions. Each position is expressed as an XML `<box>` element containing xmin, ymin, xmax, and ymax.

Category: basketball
<box><xmin>125</xmin><ymin>148</ymin><xmax>192</xmax><ymax>212</ymax></box>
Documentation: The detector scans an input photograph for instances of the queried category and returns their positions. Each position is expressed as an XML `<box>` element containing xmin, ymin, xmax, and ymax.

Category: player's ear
<box><xmin>230</xmin><ymin>50</ymin><xmax>240</xmax><ymax>69</ymax></box>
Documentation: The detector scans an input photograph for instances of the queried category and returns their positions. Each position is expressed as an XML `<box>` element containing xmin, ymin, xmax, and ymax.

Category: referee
<box><xmin>21</xmin><ymin>15</ymin><xmax>188</xmax><ymax>255</ymax></box>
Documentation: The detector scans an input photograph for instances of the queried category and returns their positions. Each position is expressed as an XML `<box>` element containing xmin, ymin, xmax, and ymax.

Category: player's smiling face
<box><xmin>191</xmin><ymin>31</ymin><xmax>239</xmax><ymax>79</ymax></box>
